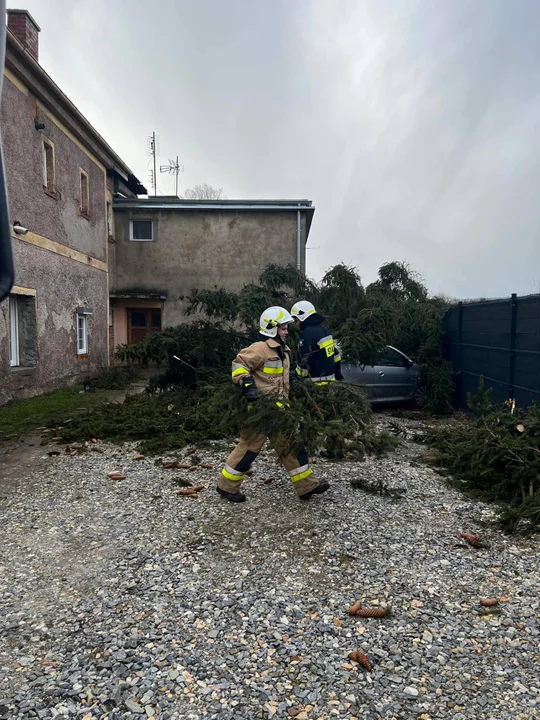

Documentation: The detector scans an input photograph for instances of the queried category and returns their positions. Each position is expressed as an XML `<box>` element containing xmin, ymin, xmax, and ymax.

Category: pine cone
<box><xmin>348</xmin><ymin>649</ymin><xmax>373</xmax><ymax>672</ymax></box>
<box><xmin>460</xmin><ymin>532</ymin><xmax>482</xmax><ymax>548</ymax></box>
<box><xmin>357</xmin><ymin>607</ymin><xmax>388</xmax><ymax>618</ymax></box>
<box><xmin>348</xmin><ymin>600</ymin><xmax>362</xmax><ymax>616</ymax></box>
<box><xmin>480</xmin><ymin>598</ymin><xmax>499</xmax><ymax>607</ymax></box>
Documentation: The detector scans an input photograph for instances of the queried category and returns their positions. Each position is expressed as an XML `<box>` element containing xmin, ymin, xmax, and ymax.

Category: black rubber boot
<box><xmin>299</xmin><ymin>482</ymin><xmax>330</xmax><ymax>501</ymax></box>
<box><xmin>216</xmin><ymin>486</ymin><xmax>246</xmax><ymax>503</ymax></box>
<box><xmin>319</xmin><ymin>450</ymin><xmax>344</xmax><ymax>459</ymax></box>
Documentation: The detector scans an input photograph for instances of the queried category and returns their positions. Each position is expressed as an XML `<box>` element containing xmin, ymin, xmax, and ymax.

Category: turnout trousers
<box><xmin>218</xmin><ymin>431</ymin><xmax>320</xmax><ymax>497</ymax></box>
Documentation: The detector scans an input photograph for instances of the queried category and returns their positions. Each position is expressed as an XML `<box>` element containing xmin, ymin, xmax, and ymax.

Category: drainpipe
<box><xmin>296</xmin><ymin>209</ymin><xmax>301</xmax><ymax>272</ymax></box>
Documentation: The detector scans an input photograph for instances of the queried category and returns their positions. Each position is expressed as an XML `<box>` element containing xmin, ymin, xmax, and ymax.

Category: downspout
<box><xmin>296</xmin><ymin>209</ymin><xmax>301</xmax><ymax>272</ymax></box>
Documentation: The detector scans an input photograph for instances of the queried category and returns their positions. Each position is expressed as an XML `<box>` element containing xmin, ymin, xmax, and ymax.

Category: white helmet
<box><xmin>290</xmin><ymin>300</ymin><xmax>317</xmax><ymax>322</ymax></box>
<box><xmin>259</xmin><ymin>306</ymin><xmax>294</xmax><ymax>338</ymax></box>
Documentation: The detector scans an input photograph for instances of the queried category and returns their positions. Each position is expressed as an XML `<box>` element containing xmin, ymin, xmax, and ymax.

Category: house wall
<box><xmin>111</xmin><ymin>208</ymin><xmax>307</xmax><ymax>328</ymax></box>
<box><xmin>0</xmin><ymin>70</ymin><xmax>109</xmax><ymax>404</ymax></box>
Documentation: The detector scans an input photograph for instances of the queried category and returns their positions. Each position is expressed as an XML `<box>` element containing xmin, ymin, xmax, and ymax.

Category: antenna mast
<box><xmin>160</xmin><ymin>156</ymin><xmax>184</xmax><ymax>197</ymax></box>
<box><xmin>148</xmin><ymin>132</ymin><xmax>159</xmax><ymax>196</ymax></box>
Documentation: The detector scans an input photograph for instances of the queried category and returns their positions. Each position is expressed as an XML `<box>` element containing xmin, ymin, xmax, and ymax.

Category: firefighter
<box><xmin>217</xmin><ymin>306</ymin><xmax>330</xmax><ymax>503</ymax></box>
<box><xmin>290</xmin><ymin>300</ymin><xmax>343</xmax><ymax>384</ymax></box>
<box><xmin>291</xmin><ymin>300</ymin><xmax>344</xmax><ymax>459</ymax></box>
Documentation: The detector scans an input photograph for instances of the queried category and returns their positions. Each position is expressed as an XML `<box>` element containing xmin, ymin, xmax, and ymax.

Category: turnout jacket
<box><xmin>296</xmin><ymin>313</ymin><xmax>343</xmax><ymax>382</ymax></box>
<box><xmin>231</xmin><ymin>338</ymin><xmax>291</xmax><ymax>397</ymax></box>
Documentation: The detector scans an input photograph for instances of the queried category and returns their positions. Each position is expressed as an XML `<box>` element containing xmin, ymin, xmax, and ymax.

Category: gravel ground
<box><xmin>0</xmin><ymin>417</ymin><xmax>538</xmax><ymax>720</ymax></box>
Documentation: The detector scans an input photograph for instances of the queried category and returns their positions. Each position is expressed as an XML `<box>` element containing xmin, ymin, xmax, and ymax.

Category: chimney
<box><xmin>7</xmin><ymin>9</ymin><xmax>40</xmax><ymax>62</ymax></box>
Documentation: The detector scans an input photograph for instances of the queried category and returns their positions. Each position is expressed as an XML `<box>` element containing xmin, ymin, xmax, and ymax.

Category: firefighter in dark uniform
<box><xmin>290</xmin><ymin>301</ymin><xmax>344</xmax><ymax>458</ymax></box>
<box><xmin>290</xmin><ymin>301</ymin><xmax>343</xmax><ymax>384</ymax></box>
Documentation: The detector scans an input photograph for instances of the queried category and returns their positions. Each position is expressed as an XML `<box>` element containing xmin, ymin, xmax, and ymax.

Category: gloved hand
<box><xmin>241</xmin><ymin>375</ymin><xmax>259</xmax><ymax>400</ymax></box>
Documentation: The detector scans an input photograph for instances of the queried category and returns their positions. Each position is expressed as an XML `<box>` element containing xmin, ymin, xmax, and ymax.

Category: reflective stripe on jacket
<box><xmin>231</xmin><ymin>339</ymin><xmax>291</xmax><ymax>397</ymax></box>
<box><xmin>297</xmin><ymin>314</ymin><xmax>343</xmax><ymax>382</ymax></box>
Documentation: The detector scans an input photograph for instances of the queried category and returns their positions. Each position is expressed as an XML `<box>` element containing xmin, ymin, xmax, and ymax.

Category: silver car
<box><xmin>341</xmin><ymin>345</ymin><xmax>425</xmax><ymax>406</ymax></box>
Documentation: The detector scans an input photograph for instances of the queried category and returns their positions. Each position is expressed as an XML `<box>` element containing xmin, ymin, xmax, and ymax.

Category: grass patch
<box><xmin>90</xmin><ymin>365</ymin><xmax>141</xmax><ymax>390</ymax></box>
<box><xmin>0</xmin><ymin>388</ymin><xmax>117</xmax><ymax>442</ymax></box>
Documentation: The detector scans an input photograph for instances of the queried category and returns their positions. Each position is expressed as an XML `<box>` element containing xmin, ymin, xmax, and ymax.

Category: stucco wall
<box><xmin>0</xmin><ymin>241</ymin><xmax>108</xmax><ymax>405</ymax></box>
<box><xmin>112</xmin><ymin>209</ymin><xmax>307</xmax><ymax>326</ymax></box>
<box><xmin>0</xmin><ymin>71</ymin><xmax>110</xmax><ymax>403</ymax></box>
<box><xmin>1</xmin><ymin>75</ymin><xmax>107</xmax><ymax>262</ymax></box>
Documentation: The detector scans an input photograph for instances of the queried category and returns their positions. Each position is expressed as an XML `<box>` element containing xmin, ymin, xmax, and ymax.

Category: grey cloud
<box><xmin>22</xmin><ymin>0</ymin><xmax>540</xmax><ymax>297</ymax></box>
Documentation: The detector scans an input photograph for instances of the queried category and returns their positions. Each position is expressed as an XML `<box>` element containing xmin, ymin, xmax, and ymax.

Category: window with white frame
<box><xmin>77</xmin><ymin>312</ymin><xmax>88</xmax><ymax>354</ymax></box>
<box><xmin>79</xmin><ymin>169</ymin><xmax>89</xmax><ymax>217</ymax></box>
<box><xmin>129</xmin><ymin>219</ymin><xmax>153</xmax><ymax>241</ymax></box>
<box><xmin>8</xmin><ymin>293</ymin><xmax>38</xmax><ymax>368</ymax></box>
<box><xmin>42</xmin><ymin>137</ymin><xmax>56</xmax><ymax>194</ymax></box>
<box><xmin>9</xmin><ymin>296</ymin><xmax>19</xmax><ymax>367</ymax></box>
<box><xmin>107</xmin><ymin>201</ymin><xmax>113</xmax><ymax>238</ymax></box>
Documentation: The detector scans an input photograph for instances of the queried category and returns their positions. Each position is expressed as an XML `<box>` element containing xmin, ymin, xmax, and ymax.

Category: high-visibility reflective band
<box><xmin>307</xmin><ymin>308</ymin><xmax>316</xmax><ymax>315</ymax></box>
<box><xmin>334</xmin><ymin>355</ymin><xmax>342</xmax><ymax>363</ymax></box>
<box><xmin>276</xmin><ymin>401</ymin><xmax>290</xmax><ymax>408</ymax></box>
<box><xmin>318</xmin><ymin>335</ymin><xmax>334</xmax><ymax>349</ymax></box>
<box><xmin>296</xmin><ymin>366</ymin><xmax>309</xmax><ymax>377</ymax></box>
<box><xmin>290</xmin><ymin>467</ymin><xmax>313</xmax><ymax>483</ymax></box>
<box><xmin>221</xmin><ymin>466</ymin><xmax>245</xmax><ymax>482</ymax></box>
<box><xmin>263</xmin><ymin>360</ymin><xmax>283</xmax><ymax>375</ymax></box>
<box><xmin>315</xmin><ymin>382</ymin><xmax>329</xmax><ymax>386</ymax></box>
<box><xmin>311</xmin><ymin>374</ymin><xmax>336</xmax><ymax>382</ymax></box>
<box><xmin>232</xmin><ymin>365</ymin><xmax>249</xmax><ymax>378</ymax></box>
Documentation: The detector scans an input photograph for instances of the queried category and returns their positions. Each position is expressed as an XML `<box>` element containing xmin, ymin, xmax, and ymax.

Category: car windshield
<box><xmin>377</xmin><ymin>348</ymin><xmax>408</xmax><ymax>367</ymax></box>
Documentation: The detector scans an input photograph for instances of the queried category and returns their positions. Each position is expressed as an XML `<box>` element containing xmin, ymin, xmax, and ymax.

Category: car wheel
<box><xmin>414</xmin><ymin>384</ymin><xmax>426</xmax><ymax>408</ymax></box>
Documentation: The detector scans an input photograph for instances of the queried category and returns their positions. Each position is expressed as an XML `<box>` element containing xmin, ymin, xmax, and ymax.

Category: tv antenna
<box><xmin>147</xmin><ymin>132</ymin><xmax>159</xmax><ymax>196</ymax></box>
<box><xmin>160</xmin><ymin>156</ymin><xmax>184</xmax><ymax>197</ymax></box>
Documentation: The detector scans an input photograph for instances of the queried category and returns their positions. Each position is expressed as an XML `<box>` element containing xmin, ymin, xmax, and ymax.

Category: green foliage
<box><xmin>467</xmin><ymin>375</ymin><xmax>494</xmax><ymax>417</ymax></box>
<box><xmin>368</xmin><ymin>261</ymin><xmax>428</xmax><ymax>302</ymax></box>
<box><xmin>424</xmin><ymin>381</ymin><xmax>540</xmax><ymax>534</ymax></box>
<box><xmin>316</xmin><ymin>264</ymin><xmax>365</xmax><ymax>329</ymax></box>
<box><xmin>116</xmin><ymin>321</ymin><xmax>248</xmax><ymax>387</ymax></box>
<box><xmin>57</xmin><ymin>378</ymin><xmax>398</xmax><ymax>459</ymax></box>
<box><xmin>339</xmin><ymin>308</ymin><xmax>392</xmax><ymax>367</ymax></box>
<box><xmin>116</xmin><ymin>260</ymin><xmax>453</xmax><ymax>413</ymax></box>
<box><xmin>90</xmin><ymin>365</ymin><xmax>140</xmax><ymax>390</ymax></box>
<box><xmin>186</xmin><ymin>289</ymin><xmax>238</xmax><ymax>322</ymax></box>
<box><xmin>0</xmin><ymin>389</ymin><xmax>112</xmax><ymax>442</ymax></box>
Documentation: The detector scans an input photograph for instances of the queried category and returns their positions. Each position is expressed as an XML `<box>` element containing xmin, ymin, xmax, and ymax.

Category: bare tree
<box><xmin>182</xmin><ymin>183</ymin><xmax>227</xmax><ymax>200</ymax></box>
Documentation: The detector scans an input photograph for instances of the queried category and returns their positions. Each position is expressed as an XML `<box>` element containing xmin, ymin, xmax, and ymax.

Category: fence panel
<box><xmin>444</xmin><ymin>294</ymin><xmax>540</xmax><ymax>409</ymax></box>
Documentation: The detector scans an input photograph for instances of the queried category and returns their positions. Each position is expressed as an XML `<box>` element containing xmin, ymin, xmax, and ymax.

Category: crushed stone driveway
<box><xmin>0</xmin><ymin>417</ymin><xmax>538</xmax><ymax>720</ymax></box>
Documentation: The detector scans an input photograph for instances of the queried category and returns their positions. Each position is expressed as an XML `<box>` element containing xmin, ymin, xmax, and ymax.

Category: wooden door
<box><xmin>128</xmin><ymin>309</ymin><xmax>162</xmax><ymax>344</ymax></box>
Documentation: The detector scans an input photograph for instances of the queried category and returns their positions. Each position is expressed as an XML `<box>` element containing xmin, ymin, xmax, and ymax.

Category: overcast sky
<box><xmin>20</xmin><ymin>0</ymin><xmax>540</xmax><ymax>299</ymax></box>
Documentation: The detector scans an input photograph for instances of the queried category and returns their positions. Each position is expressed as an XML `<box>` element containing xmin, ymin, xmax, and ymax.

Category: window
<box><xmin>130</xmin><ymin>311</ymin><xmax>147</xmax><ymax>327</ymax></box>
<box><xmin>128</xmin><ymin>308</ymin><xmax>161</xmax><ymax>344</ymax></box>
<box><xmin>77</xmin><ymin>312</ymin><xmax>88</xmax><ymax>355</ymax></box>
<box><xmin>8</xmin><ymin>292</ymin><xmax>38</xmax><ymax>368</ymax></box>
<box><xmin>130</xmin><ymin>219</ymin><xmax>153</xmax><ymax>241</ymax></box>
<box><xmin>42</xmin><ymin>138</ymin><xmax>56</xmax><ymax>195</ymax></box>
<box><xmin>151</xmin><ymin>310</ymin><xmax>161</xmax><ymax>328</ymax></box>
<box><xmin>9</xmin><ymin>296</ymin><xmax>19</xmax><ymax>367</ymax></box>
<box><xmin>80</xmin><ymin>169</ymin><xmax>89</xmax><ymax>217</ymax></box>
<box><xmin>378</xmin><ymin>347</ymin><xmax>410</xmax><ymax>367</ymax></box>
<box><xmin>107</xmin><ymin>201</ymin><xmax>113</xmax><ymax>238</ymax></box>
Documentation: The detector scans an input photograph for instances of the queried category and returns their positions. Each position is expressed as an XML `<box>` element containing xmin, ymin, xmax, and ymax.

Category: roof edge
<box><xmin>5</xmin><ymin>29</ymin><xmax>146</xmax><ymax>194</ymax></box>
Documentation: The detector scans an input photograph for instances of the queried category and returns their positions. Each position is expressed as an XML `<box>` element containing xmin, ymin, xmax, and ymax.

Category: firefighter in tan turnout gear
<box><xmin>217</xmin><ymin>306</ymin><xmax>330</xmax><ymax>503</ymax></box>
